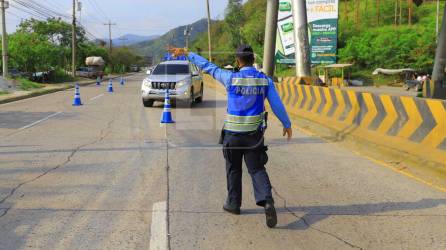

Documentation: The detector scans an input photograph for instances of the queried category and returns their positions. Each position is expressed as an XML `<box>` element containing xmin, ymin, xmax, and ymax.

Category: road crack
<box><xmin>0</xmin><ymin>207</ymin><xmax>10</xmax><ymax>219</ymax></box>
<box><xmin>0</xmin><ymin>117</ymin><xmax>116</xmax><ymax>213</ymax></box>
<box><xmin>272</xmin><ymin>187</ymin><xmax>363</xmax><ymax>250</ymax></box>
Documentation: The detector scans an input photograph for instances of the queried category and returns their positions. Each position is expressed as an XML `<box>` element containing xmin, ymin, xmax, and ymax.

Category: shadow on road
<box><xmin>243</xmin><ymin>198</ymin><xmax>446</xmax><ymax>230</ymax></box>
<box><xmin>0</xmin><ymin>111</ymin><xmax>55</xmax><ymax>129</ymax></box>
<box><xmin>147</xmin><ymin>99</ymin><xmax>226</xmax><ymax>109</ymax></box>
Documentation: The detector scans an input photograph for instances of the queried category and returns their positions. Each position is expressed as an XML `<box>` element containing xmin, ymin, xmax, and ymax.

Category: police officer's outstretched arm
<box><xmin>168</xmin><ymin>47</ymin><xmax>232</xmax><ymax>87</ymax></box>
<box><xmin>187</xmin><ymin>53</ymin><xmax>233</xmax><ymax>87</ymax></box>
<box><xmin>266</xmin><ymin>78</ymin><xmax>293</xmax><ymax>141</ymax></box>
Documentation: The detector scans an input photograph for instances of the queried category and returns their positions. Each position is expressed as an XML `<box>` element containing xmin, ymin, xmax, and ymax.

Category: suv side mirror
<box><xmin>146</xmin><ymin>69</ymin><xmax>152</xmax><ymax>75</ymax></box>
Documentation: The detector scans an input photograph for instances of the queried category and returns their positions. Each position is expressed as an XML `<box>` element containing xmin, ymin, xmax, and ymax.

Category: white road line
<box><xmin>150</xmin><ymin>201</ymin><xmax>168</xmax><ymax>250</ymax></box>
<box><xmin>89</xmin><ymin>94</ymin><xmax>104</xmax><ymax>101</ymax></box>
<box><xmin>19</xmin><ymin>111</ymin><xmax>63</xmax><ymax>130</ymax></box>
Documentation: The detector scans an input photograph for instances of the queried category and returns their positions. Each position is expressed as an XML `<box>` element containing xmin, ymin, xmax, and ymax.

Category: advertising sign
<box><xmin>275</xmin><ymin>0</ymin><xmax>339</xmax><ymax>65</ymax></box>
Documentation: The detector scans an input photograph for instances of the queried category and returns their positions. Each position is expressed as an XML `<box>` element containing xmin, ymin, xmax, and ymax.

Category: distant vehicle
<box><xmin>76</xmin><ymin>66</ymin><xmax>103</xmax><ymax>79</ymax></box>
<box><xmin>85</xmin><ymin>56</ymin><xmax>105</xmax><ymax>79</ymax></box>
<box><xmin>76</xmin><ymin>67</ymin><xmax>95</xmax><ymax>78</ymax></box>
<box><xmin>141</xmin><ymin>60</ymin><xmax>204</xmax><ymax>107</ymax></box>
<box><xmin>30</xmin><ymin>70</ymin><xmax>54</xmax><ymax>83</ymax></box>
<box><xmin>130</xmin><ymin>65</ymin><xmax>140</xmax><ymax>72</ymax></box>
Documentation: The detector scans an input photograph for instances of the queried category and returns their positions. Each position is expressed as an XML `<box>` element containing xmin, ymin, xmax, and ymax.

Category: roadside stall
<box><xmin>318</xmin><ymin>64</ymin><xmax>353</xmax><ymax>87</ymax></box>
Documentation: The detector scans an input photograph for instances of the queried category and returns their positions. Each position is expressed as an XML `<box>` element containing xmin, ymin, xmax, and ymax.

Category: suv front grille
<box><xmin>151</xmin><ymin>82</ymin><xmax>176</xmax><ymax>90</ymax></box>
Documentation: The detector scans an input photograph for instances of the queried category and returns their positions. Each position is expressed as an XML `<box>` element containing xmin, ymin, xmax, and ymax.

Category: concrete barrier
<box><xmin>276</xmin><ymin>80</ymin><xmax>446</xmax><ymax>165</ymax></box>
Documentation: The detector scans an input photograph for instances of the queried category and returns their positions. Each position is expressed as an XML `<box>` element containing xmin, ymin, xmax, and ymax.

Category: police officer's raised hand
<box><xmin>283</xmin><ymin>127</ymin><xmax>292</xmax><ymax>141</ymax></box>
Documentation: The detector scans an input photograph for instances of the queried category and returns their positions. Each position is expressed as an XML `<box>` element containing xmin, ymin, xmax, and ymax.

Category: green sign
<box><xmin>275</xmin><ymin>0</ymin><xmax>339</xmax><ymax>65</ymax></box>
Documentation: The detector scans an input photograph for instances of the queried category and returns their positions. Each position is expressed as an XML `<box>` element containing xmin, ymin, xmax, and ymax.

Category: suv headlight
<box><xmin>176</xmin><ymin>79</ymin><xmax>191</xmax><ymax>89</ymax></box>
<box><xmin>142</xmin><ymin>78</ymin><xmax>151</xmax><ymax>88</ymax></box>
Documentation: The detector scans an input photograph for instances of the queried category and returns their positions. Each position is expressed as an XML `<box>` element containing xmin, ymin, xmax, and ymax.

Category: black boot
<box><xmin>264</xmin><ymin>200</ymin><xmax>277</xmax><ymax>228</ymax></box>
<box><xmin>223</xmin><ymin>202</ymin><xmax>240</xmax><ymax>215</ymax></box>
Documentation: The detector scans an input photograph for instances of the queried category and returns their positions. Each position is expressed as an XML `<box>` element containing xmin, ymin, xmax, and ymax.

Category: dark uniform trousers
<box><xmin>222</xmin><ymin>130</ymin><xmax>273</xmax><ymax>207</ymax></box>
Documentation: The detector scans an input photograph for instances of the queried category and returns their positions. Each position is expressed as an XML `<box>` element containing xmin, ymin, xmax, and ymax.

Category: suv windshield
<box><xmin>152</xmin><ymin>64</ymin><xmax>189</xmax><ymax>75</ymax></box>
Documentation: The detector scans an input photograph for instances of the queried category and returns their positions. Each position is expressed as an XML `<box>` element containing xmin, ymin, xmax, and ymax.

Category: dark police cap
<box><xmin>236</xmin><ymin>45</ymin><xmax>254</xmax><ymax>57</ymax></box>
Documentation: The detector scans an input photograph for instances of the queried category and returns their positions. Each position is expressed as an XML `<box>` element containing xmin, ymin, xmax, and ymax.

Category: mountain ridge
<box><xmin>96</xmin><ymin>34</ymin><xmax>160</xmax><ymax>47</ymax></box>
<box><xmin>132</xmin><ymin>18</ymin><xmax>213</xmax><ymax>61</ymax></box>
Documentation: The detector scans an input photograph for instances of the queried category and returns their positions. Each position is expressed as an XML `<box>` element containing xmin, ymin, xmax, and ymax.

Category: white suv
<box><xmin>141</xmin><ymin>60</ymin><xmax>204</xmax><ymax>107</ymax></box>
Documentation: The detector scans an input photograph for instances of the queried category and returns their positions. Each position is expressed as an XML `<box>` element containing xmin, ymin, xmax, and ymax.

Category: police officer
<box><xmin>170</xmin><ymin>45</ymin><xmax>292</xmax><ymax>228</ymax></box>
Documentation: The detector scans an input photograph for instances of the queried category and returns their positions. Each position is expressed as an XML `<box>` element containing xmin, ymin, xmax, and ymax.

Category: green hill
<box><xmin>132</xmin><ymin>18</ymin><xmax>211</xmax><ymax>61</ymax></box>
<box><xmin>191</xmin><ymin>0</ymin><xmax>444</xmax><ymax>77</ymax></box>
<box><xmin>192</xmin><ymin>0</ymin><xmax>266</xmax><ymax>66</ymax></box>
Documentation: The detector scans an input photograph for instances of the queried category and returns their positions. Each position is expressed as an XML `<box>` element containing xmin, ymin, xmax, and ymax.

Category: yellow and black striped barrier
<box><xmin>276</xmin><ymin>80</ymin><xmax>446</xmax><ymax>165</ymax></box>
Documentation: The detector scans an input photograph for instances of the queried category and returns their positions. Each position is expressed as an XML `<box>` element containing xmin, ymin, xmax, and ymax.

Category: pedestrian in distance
<box><xmin>169</xmin><ymin>45</ymin><xmax>292</xmax><ymax>228</ymax></box>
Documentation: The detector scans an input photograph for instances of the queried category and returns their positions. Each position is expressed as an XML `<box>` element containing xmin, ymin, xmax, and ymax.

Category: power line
<box><xmin>11</xmin><ymin>0</ymin><xmax>70</xmax><ymax>20</ymax></box>
<box><xmin>10</xmin><ymin>4</ymin><xmax>48</xmax><ymax>20</ymax></box>
<box><xmin>85</xmin><ymin>0</ymin><xmax>108</xmax><ymax>23</ymax></box>
<box><xmin>13</xmin><ymin>0</ymin><xmax>63</xmax><ymax>18</ymax></box>
<box><xmin>40</xmin><ymin>0</ymin><xmax>68</xmax><ymax>14</ymax></box>
<box><xmin>28</xmin><ymin>0</ymin><xmax>70</xmax><ymax>18</ymax></box>
<box><xmin>5</xmin><ymin>10</ymin><xmax>23</xmax><ymax>20</ymax></box>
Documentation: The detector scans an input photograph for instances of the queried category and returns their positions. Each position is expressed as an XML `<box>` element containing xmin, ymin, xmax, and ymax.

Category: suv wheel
<box><xmin>142</xmin><ymin>99</ymin><xmax>154</xmax><ymax>107</ymax></box>
<box><xmin>195</xmin><ymin>83</ymin><xmax>204</xmax><ymax>103</ymax></box>
<box><xmin>186</xmin><ymin>87</ymin><xmax>194</xmax><ymax>106</ymax></box>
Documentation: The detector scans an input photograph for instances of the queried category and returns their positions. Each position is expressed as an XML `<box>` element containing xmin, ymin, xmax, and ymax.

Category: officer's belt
<box><xmin>224</xmin><ymin>112</ymin><xmax>265</xmax><ymax>132</ymax></box>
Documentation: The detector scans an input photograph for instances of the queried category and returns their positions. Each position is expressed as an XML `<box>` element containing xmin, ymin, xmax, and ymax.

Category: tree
<box><xmin>78</xmin><ymin>42</ymin><xmax>108</xmax><ymax>66</ymax></box>
<box><xmin>17</xmin><ymin>18</ymin><xmax>86</xmax><ymax>47</ymax></box>
<box><xmin>225</xmin><ymin>0</ymin><xmax>245</xmax><ymax>48</ymax></box>
<box><xmin>110</xmin><ymin>47</ymin><xmax>144</xmax><ymax>73</ymax></box>
<box><xmin>7</xmin><ymin>32</ymin><xmax>59</xmax><ymax>72</ymax></box>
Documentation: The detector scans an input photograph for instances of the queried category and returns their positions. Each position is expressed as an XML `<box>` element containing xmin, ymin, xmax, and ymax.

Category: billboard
<box><xmin>275</xmin><ymin>0</ymin><xmax>339</xmax><ymax>65</ymax></box>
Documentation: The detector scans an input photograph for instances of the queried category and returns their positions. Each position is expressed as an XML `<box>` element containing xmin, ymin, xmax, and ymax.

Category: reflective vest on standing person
<box><xmin>224</xmin><ymin>67</ymin><xmax>269</xmax><ymax>133</ymax></box>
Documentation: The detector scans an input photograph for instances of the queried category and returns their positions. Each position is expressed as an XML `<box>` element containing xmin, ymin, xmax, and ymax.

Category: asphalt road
<box><xmin>0</xmin><ymin>73</ymin><xmax>445</xmax><ymax>250</ymax></box>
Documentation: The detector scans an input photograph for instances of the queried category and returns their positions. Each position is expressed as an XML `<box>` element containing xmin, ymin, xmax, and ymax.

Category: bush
<box><xmin>50</xmin><ymin>68</ymin><xmax>74</xmax><ymax>83</ymax></box>
<box><xmin>16</xmin><ymin>77</ymin><xmax>43</xmax><ymax>90</ymax></box>
<box><xmin>339</xmin><ymin>25</ymin><xmax>436</xmax><ymax>72</ymax></box>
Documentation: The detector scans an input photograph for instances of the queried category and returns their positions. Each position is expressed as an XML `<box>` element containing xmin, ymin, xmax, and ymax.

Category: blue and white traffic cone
<box><xmin>107</xmin><ymin>79</ymin><xmax>114</xmax><ymax>93</ymax></box>
<box><xmin>160</xmin><ymin>90</ymin><xmax>175</xmax><ymax>124</ymax></box>
<box><xmin>120</xmin><ymin>76</ymin><xmax>125</xmax><ymax>85</ymax></box>
<box><xmin>96</xmin><ymin>76</ymin><xmax>101</xmax><ymax>86</ymax></box>
<box><xmin>72</xmin><ymin>84</ymin><xmax>82</xmax><ymax>106</ymax></box>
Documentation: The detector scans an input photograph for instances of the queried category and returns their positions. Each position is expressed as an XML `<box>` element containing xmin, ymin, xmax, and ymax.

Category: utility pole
<box><xmin>205</xmin><ymin>0</ymin><xmax>212</xmax><ymax>62</ymax></box>
<box><xmin>184</xmin><ymin>25</ymin><xmax>192</xmax><ymax>49</ymax></box>
<box><xmin>291</xmin><ymin>0</ymin><xmax>311</xmax><ymax>77</ymax></box>
<box><xmin>72</xmin><ymin>0</ymin><xmax>76</xmax><ymax>77</ymax></box>
<box><xmin>399</xmin><ymin>0</ymin><xmax>402</xmax><ymax>25</ymax></box>
<box><xmin>103</xmin><ymin>21</ymin><xmax>116</xmax><ymax>56</ymax></box>
<box><xmin>355</xmin><ymin>0</ymin><xmax>360</xmax><ymax>29</ymax></box>
<box><xmin>376</xmin><ymin>0</ymin><xmax>380</xmax><ymax>25</ymax></box>
<box><xmin>408</xmin><ymin>0</ymin><xmax>413</xmax><ymax>26</ymax></box>
<box><xmin>1</xmin><ymin>0</ymin><xmax>8</xmax><ymax>78</ymax></box>
<box><xmin>394</xmin><ymin>0</ymin><xmax>398</xmax><ymax>26</ymax></box>
<box><xmin>262</xmin><ymin>0</ymin><xmax>278</xmax><ymax>77</ymax></box>
<box><xmin>436</xmin><ymin>0</ymin><xmax>440</xmax><ymax>42</ymax></box>
<box><xmin>429</xmin><ymin>3</ymin><xmax>446</xmax><ymax>99</ymax></box>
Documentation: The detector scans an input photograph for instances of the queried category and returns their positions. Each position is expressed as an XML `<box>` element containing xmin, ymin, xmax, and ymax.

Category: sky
<box><xmin>5</xmin><ymin>0</ymin><xmax>232</xmax><ymax>40</ymax></box>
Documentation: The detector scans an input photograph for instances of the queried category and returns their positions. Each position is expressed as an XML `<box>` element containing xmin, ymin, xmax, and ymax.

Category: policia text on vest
<box><xmin>169</xmin><ymin>45</ymin><xmax>292</xmax><ymax>228</ymax></box>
